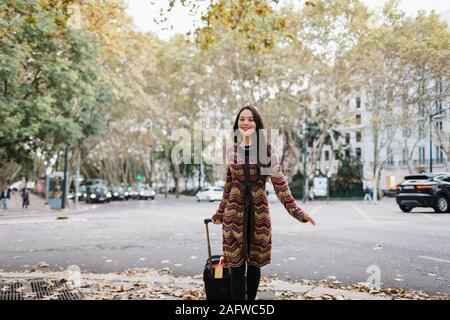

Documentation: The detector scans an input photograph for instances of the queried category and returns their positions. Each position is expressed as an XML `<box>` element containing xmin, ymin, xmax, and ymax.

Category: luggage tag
<box><xmin>214</xmin><ymin>257</ymin><xmax>224</xmax><ymax>279</ymax></box>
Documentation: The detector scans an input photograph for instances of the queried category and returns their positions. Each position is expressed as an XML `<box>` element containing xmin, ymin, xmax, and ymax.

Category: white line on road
<box><xmin>309</xmin><ymin>205</ymin><xmax>323</xmax><ymax>215</ymax></box>
<box><xmin>418</xmin><ymin>255</ymin><xmax>450</xmax><ymax>264</ymax></box>
<box><xmin>351</xmin><ymin>205</ymin><xmax>377</xmax><ymax>224</ymax></box>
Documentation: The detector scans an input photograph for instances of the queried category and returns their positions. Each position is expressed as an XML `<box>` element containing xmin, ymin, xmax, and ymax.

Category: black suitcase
<box><xmin>203</xmin><ymin>218</ymin><xmax>232</xmax><ymax>300</ymax></box>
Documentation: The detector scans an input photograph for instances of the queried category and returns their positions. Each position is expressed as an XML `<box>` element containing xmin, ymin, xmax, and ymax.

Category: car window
<box><xmin>200</xmin><ymin>188</ymin><xmax>209</xmax><ymax>192</ymax></box>
<box><xmin>213</xmin><ymin>188</ymin><xmax>223</xmax><ymax>191</ymax></box>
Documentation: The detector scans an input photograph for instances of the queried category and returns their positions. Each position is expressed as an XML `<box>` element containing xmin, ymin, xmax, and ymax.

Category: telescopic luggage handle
<box><xmin>204</xmin><ymin>218</ymin><xmax>214</xmax><ymax>275</ymax></box>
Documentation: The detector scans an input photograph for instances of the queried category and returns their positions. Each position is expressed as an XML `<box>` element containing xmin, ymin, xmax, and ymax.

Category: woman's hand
<box><xmin>212</xmin><ymin>218</ymin><xmax>222</xmax><ymax>225</ymax></box>
<box><xmin>303</xmin><ymin>214</ymin><xmax>316</xmax><ymax>226</ymax></box>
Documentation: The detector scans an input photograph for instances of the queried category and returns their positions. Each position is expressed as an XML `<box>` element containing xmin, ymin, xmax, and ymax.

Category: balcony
<box><xmin>398</xmin><ymin>160</ymin><xmax>408</xmax><ymax>167</ymax></box>
<box><xmin>384</xmin><ymin>160</ymin><xmax>396</xmax><ymax>167</ymax></box>
<box><xmin>413</xmin><ymin>159</ymin><xmax>447</xmax><ymax>166</ymax></box>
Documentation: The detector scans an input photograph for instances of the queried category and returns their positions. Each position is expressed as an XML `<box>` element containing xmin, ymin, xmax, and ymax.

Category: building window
<box><xmin>437</xmin><ymin>121</ymin><xmax>443</xmax><ymax>131</ymax></box>
<box><xmin>345</xmin><ymin>133</ymin><xmax>351</xmax><ymax>144</ymax></box>
<box><xmin>345</xmin><ymin>149</ymin><xmax>350</xmax><ymax>158</ymax></box>
<box><xmin>356</xmin><ymin>131</ymin><xmax>361</xmax><ymax>142</ymax></box>
<box><xmin>355</xmin><ymin>114</ymin><xmax>361</xmax><ymax>125</ymax></box>
<box><xmin>419</xmin><ymin>147</ymin><xmax>425</xmax><ymax>164</ymax></box>
<box><xmin>402</xmin><ymin>149</ymin><xmax>407</xmax><ymax>165</ymax></box>
<box><xmin>436</xmin><ymin>146</ymin><xmax>444</xmax><ymax>162</ymax></box>
<box><xmin>356</xmin><ymin>97</ymin><xmax>361</xmax><ymax>109</ymax></box>
<box><xmin>324</xmin><ymin>150</ymin><xmax>330</xmax><ymax>161</ymax></box>
<box><xmin>356</xmin><ymin>147</ymin><xmax>361</xmax><ymax>158</ymax></box>
<box><xmin>334</xmin><ymin>150</ymin><xmax>340</xmax><ymax>160</ymax></box>
<box><xmin>387</xmin><ymin>148</ymin><xmax>394</xmax><ymax>165</ymax></box>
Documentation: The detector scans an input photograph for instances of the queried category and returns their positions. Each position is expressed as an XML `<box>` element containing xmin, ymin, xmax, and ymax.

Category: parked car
<box><xmin>68</xmin><ymin>185</ymin><xmax>86</xmax><ymax>202</ymax></box>
<box><xmin>135</xmin><ymin>186</ymin><xmax>156</xmax><ymax>200</ymax></box>
<box><xmin>85</xmin><ymin>180</ymin><xmax>111</xmax><ymax>203</ymax></box>
<box><xmin>122</xmin><ymin>186</ymin><xmax>133</xmax><ymax>200</ymax></box>
<box><xmin>110</xmin><ymin>186</ymin><xmax>126</xmax><ymax>201</ymax></box>
<box><xmin>196</xmin><ymin>186</ymin><xmax>224</xmax><ymax>202</ymax></box>
<box><xmin>382</xmin><ymin>188</ymin><xmax>398</xmax><ymax>198</ymax></box>
<box><xmin>396</xmin><ymin>173</ymin><xmax>450</xmax><ymax>213</ymax></box>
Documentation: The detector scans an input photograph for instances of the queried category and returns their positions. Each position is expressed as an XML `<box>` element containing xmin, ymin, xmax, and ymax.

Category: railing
<box><xmin>398</xmin><ymin>160</ymin><xmax>408</xmax><ymax>166</ymax></box>
<box><xmin>369</xmin><ymin>159</ymin><xmax>448</xmax><ymax>167</ymax></box>
<box><xmin>384</xmin><ymin>160</ymin><xmax>396</xmax><ymax>167</ymax></box>
<box><xmin>413</xmin><ymin>159</ymin><xmax>447</xmax><ymax>165</ymax></box>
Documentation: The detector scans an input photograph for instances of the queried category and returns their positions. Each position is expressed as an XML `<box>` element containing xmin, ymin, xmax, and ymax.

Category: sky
<box><xmin>126</xmin><ymin>0</ymin><xmax>450</xmax><ymax>40</ymax></box>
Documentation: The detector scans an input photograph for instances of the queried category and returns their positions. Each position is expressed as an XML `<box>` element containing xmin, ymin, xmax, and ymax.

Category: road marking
<box><xmin>418</xmin><ymin>256</ymin><xmax>450</xmax><ymax>264</ymax></box>
<box><xmin>309</xmin><ymin>205</ymin><xmax>323</xmax><ymax>215</ymax></box>
<box><xmin>351</xmin><ymin>205</ymin><xmax>377</xmax><ymax>224</ymax></box>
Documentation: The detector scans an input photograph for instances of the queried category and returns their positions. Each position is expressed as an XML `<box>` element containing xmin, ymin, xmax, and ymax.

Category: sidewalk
<box><xmin>0</xmin><ymin>192</ymin><xmax>91</xmax><ymax>217</ymax></box>
<box><xmin>0</xmin><ymin>268</ymin><xmax>447</xmax><ymax>300</ymax></box>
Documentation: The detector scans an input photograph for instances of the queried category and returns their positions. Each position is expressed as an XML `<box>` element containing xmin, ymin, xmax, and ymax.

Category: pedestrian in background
<box><xmin>363</xmin><ymin>186</ymin><xmax>369</xmax><ymax>201</ymax></box>
<box><xmin>363</xmin><ymin>186</ymin><xmax>372</xmax><ymax>202</ymax></box>
<box><xmin>21</xmin><ymin>188</ymin><xmax>30</xmax><ymax>209</ymax></box>
<box><xmin>1</xmin><ymin>188</ymin><xmax>10</xmax><ymax>210</ymax></box>
<box><xmin>308</xmin><ymin>186</ymin><xmax>315</xmax><ymax>201</ymax></box>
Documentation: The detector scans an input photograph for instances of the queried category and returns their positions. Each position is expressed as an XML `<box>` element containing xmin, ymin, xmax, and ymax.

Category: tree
<box><xmin>0</xmin><ymin>0</ymin><xmax>108</xmax><ymax>188</ymax></box>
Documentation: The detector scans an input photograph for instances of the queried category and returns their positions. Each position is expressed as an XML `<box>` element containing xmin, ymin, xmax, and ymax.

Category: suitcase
<box><xmin>203</xmin><ymin>218</ymin><xmax>232</xmax><ymax>300</ymax></box>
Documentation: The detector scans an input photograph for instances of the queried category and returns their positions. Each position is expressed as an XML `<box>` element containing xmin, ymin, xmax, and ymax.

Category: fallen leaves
<box><xmin>182</xmin><ymin>289</ymin><xmax>203</xmax><ymax>300</ymax></box>
<box><xmin>1</xmin><ymin>268</ymin><xmax>448</xmax><ymax>301</ymax></box>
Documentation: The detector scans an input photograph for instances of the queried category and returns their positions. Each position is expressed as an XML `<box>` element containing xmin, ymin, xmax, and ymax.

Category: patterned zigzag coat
<box><xmin>212</xmin><ymin>143</ymin><xmax>308</xmax><ymax>268</ymax></box>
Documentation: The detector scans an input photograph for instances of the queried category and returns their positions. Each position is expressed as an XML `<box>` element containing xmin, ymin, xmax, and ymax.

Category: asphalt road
<box><xmin>0</xmin><ymin>197</ymin><xmax>449</xmax><ymax>295</ymax></box>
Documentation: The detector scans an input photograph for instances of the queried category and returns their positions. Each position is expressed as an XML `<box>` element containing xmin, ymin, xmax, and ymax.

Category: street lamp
<box><xmin>61</xmin><ymin>145</ymin><xmax>68</xmax><ymax>210</ymax></box>
<box><xmin>429</xmin><ymin>107</ymin><xmax>450</xmax><ymax>173</ymax></box>
<box><xmin>325</xmin><ymin>166</ymin><xmax>330</xmax><ymax>204</ymax></box>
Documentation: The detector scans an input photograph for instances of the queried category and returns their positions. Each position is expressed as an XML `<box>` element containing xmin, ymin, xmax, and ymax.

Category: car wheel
<box><xmin>399</xmin><ymin>205</ymin><xmax>412</xmax><ymax>213</ymax></box>
<box><xmin>208</xmin><ymin>197</ymin><xmax>213</xmax><ymax>202</ymax></box>
<box><xmin>434</xmin><ymin>195</ymin><xmax>449</xmax><ymax>213</ymax></box>
<box><xmin>150</xmin><ymin>196</ymin><xmax>155</xmax><ymax>200</ymax></box>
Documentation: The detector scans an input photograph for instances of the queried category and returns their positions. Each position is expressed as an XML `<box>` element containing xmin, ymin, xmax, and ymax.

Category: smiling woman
<box><xmin>211</xmin><ymin>105</ymin><xmax>316</xmax><ymax>301</ymax></box>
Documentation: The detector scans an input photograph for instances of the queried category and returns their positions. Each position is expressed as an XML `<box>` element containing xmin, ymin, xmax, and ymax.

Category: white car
<box><xmin>266</xmin><ymin>183</ymin><xmax>278</xmax><ymax>203</ymax></box>
<box><xmin>137</xmin><ymin>187</ymin><xmax>156</xmax><ymax>200</ymax></box>
<box><xmin>196</xmin><ymin>186</ymin><xmax>224</xmax><ymax>202</ymax></box>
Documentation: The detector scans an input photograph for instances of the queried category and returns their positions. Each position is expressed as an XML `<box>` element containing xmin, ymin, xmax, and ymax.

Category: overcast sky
<box><xmin>126</xmin><ymin>0</ymin><xmax>450</xmax><ymax>40</ymax></box>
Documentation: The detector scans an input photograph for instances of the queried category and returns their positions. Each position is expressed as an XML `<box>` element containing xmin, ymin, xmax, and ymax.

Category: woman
<box><xmin>212</xmin><ymin>105</ymin><xmax>316</xmax><ymax>300</ymax></box>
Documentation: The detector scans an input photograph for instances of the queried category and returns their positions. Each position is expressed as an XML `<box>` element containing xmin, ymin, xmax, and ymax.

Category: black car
<box><xmin>396</xmin><ymin>173</ymin><xmax>450</xmax><ymax>213</ymax></box>
<box><xmin>110</xmin><ymin>186</ymin><xmax>126</xmax><ymax>201</ymax></box>
<box><xmin>85</xmin><ymin>180</ymin><xmax>112</xmax><ymax>204</ymax></box>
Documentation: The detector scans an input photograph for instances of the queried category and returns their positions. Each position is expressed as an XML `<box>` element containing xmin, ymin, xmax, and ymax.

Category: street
<box><xmin>0</xmin><ymin>197</ymin><xmax>449</xmax><ymax>296</ymax></box>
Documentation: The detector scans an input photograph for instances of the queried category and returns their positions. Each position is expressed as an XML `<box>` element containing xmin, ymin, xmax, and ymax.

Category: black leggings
<box><xmin>230</xmin><ymin>262</ymin><xmax>261</xmax><ymax>300</ymax></box>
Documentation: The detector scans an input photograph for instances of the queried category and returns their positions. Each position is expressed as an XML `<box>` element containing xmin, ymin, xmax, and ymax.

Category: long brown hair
<box><xmin>233</xmin><ymin>105</ymin><xmax>271</xmax><ymax>168</ymax></box>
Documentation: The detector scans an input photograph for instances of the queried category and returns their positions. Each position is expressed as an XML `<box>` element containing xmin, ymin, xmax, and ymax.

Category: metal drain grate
<box><xmin>0</xmin><ymin>282</ymin><xmax>24</xmax><ymax>300</ymax></box>
<box><xmin>1</xmin><ymin>280</ymin><xmax>83</xmax><ymax>300</ymax></box>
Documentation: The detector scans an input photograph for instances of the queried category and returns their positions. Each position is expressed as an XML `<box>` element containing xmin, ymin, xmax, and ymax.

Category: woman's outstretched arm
<box><xmin>267</xmin><ymin>145</ymin><xmax>316</xmax><ymax>225</ymax></box>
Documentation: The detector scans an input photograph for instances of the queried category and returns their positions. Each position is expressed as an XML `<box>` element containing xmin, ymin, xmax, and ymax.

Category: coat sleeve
<box><xmin>212</xmin><ymin>164</ymin><xmax>232</xmax><ymax>223</ymax></box>
<box><xmin>267</xmin><ymin>144</ymin><xmax>309</xmax><ymax>223</ymax></box>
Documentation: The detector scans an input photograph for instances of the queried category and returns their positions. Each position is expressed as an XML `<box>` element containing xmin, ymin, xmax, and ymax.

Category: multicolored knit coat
<box><xmin>212</xmin><ymin>143</ymin><xmax>308</xmax><ymax>268</ymax></box>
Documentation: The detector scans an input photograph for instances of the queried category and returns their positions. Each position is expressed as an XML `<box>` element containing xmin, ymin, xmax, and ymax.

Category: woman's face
<box><xmin>238</xmin><ymin>109</ymin><xmax>256</xmax><ymax>137</ymax></box>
